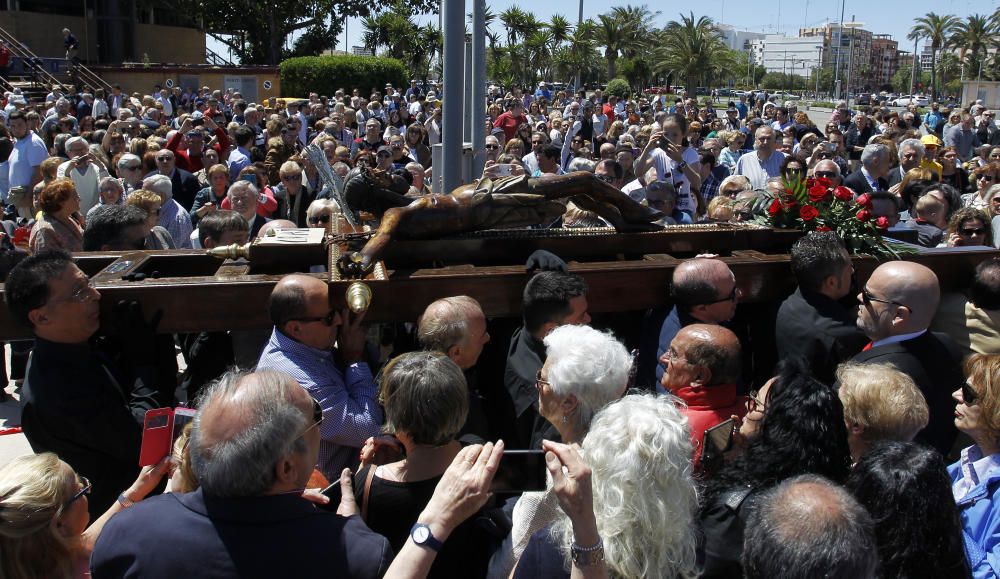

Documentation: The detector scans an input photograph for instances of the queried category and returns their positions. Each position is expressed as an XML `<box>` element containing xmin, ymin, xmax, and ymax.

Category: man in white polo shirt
<box><xmin>56</xmin><ymin>136</ymin><xmax>109</xmax><ymax>214</ymax></box>
<box><xmin>736</xmin><ymin>126</ymin><xmax>786</xmax><ymax>189</ymax></box>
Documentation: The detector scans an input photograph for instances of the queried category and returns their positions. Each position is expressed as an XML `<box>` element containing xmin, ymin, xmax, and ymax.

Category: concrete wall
<box><xmin>134</xmin><ymin>23</ymin><xmax>205</xmax><ymax>65</ymax></box>
<box><xmin>963</xmin><ymin>81</ymin><xmax>1000</xmax><ymax>110</ymax></box>
<box><xmin>0</xmin><ymin>10</ymin><xmax>206</xmax><ymax>64</ymax></box>
<box><xmin>0</xmin><ymin>11</ymin><xmax>93</xmax><ymax>60</ymax></box>
<box><xmin>88</xmin><ymin>66</ymin><xmax>281</xmax><ymax>104</ymax></box>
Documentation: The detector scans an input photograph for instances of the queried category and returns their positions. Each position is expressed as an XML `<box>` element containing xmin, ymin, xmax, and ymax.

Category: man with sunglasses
<box><xmin>641</xmin><ymin>258</ymin><xmax>740</xmax><ymax>390</ymax></box>
<box><xmin>257</xmin><ymin>274</ymin><xmax>383</xmax><ymax>480</ymax></box>
<box><xmin>851</xmin><ymin>261</ymin><xmax>964</xmax><ymax>454</ymax></box>
<box><xmin>5</xmin><ymin>250</ymin><xmax>176</xmax><ymax>518</ymax></box>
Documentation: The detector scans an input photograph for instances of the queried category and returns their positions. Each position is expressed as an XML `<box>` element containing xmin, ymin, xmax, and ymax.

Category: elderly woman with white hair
<box><xmin>85</xmin><ymin>176</ymin><xmax>125</xmax><ymax>221</ymax></box>
<box><xmin>513</xmin><ymin>393</ymin><xmax>699</xmax><ymax>579</ymax></box>
<box><xmin>488</xmin><ymin>324</ymin><xmax>631</xmax><ymax>578</ymax></box>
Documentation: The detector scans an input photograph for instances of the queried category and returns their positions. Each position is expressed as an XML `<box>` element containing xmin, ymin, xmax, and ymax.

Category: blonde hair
<box><xmin>966</xmin><ymin>354</ymin><xmax>1000</xmax><ymax>438</ymax></box>
<box><xmin>837</xmin><ymin>362</ymin><xmax>929</xmax><ymax>444</ymax></box>
<box><xmin>125</xmin><ymin>189</ymin><xmax>163</xmax><ymax>214</ymax></box>
<box><xmin>0</xmin><ymin>453</ymin><xmax>77</xmax><ymax>579</ymax></box>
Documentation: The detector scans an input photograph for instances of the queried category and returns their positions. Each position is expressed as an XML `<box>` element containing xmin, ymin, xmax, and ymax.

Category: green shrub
<box><xmin>280</xmin><ymin>55</ymin><xmax>408</xmax><ymax>97</ymax></box>
<box><xmin>605</xmin><ymin>78</ymin><xmax>631</xmax><ymax>100</ymax></box>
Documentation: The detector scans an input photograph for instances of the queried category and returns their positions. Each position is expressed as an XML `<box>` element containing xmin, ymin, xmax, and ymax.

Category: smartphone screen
<box><xmin>172</xmin><ymin>407</ymin><xmax>196</xmax><ymax>450</ymax></box>
<box><xmin>701</xmin><ymin>418</ymin><xmax>736</xmax><ymax>467</ymax></box>
<box><xmin>490</xmin><ymin>450</ymin><xmax>547</xmax><ymax>493</ymax></box>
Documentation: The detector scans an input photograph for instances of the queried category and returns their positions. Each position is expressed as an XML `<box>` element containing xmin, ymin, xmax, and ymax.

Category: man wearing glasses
<box><xmin>146</xmin><ymin>148</ymin><xmax>200</xmax><ymax>211</ymax></box>
<box><xmin>256</xmin><ymin>274</ymin><xmax>383</xmax><ymax>480</ymax></box>
<box><xmin>851</xmin><ymin>261</ymin><xmax>964</xmax><ymax>454</ymax></box>
<box><xmin>5</xmin><ymin>250</ymin><xmax>175</xmax><ymax>518</ymax></box>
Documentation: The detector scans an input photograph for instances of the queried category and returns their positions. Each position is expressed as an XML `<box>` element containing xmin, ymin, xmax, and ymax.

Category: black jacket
<box><xmin>775</xmin><ymin>288</ymin><xmax>868</xmax><ymax>384</ymax></box>
<box><xmin>503</xmin><ymin>327</ymin><xmax>559</xmax><ymax>449</ymax></box>
<box><xmin>851</xmin><ymin>331</ymin><xmax>963</xmax><ymax>454</ymax></box>
<box><xmin>271</xmin><ymin>183</ymin><xmax>317</xmax><ymax>228</ymax></box>
<box><xmin>843</xmin><ymin>168</ymin><xmax>887</xmax><ymax>194</ymax></box>
<box><xmin>21</xmin><ymin>337</ymin><xmax>171</xmax><ymax>518</ymax></box>
<box><xmin>145</xmin><ymin>168</ymin><xmax>201</xmax><ymax>211</ymax></box>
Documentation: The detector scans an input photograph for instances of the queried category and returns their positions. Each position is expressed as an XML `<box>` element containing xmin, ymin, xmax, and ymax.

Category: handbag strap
<box><xmin>360</xmin><ymin>464</ymin><xmax>377</xmax><ymax>522</ymax></box>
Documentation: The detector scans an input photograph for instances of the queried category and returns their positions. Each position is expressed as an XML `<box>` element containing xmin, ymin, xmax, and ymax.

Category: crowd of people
<box><xmin>0</xmin><ymin>77</ymin><xmax>999</xmax><ymax>578</ymax></box>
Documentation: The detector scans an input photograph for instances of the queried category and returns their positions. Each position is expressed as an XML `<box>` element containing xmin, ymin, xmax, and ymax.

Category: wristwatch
<box><xmin>410</xmin><ymin>523</ymin><xmax>444</xmax><ymax>552</ymax></box>
<box><xmin>675</xmin><ymin>161</ymin><xmax>688</xmax><ymax>171</ymax></box>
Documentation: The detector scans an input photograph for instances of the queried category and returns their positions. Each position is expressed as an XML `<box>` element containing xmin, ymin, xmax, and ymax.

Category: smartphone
<box><xmin>139</xmin><ymin>408</ymin><xmax>174</xmax><ymax>466</ymax></box>
<box><xmin>701</xmin><ymin>418</ymin><xmax>736</xmax><ymax>467</ymax></box>
<box><xmin>191</xmin><ymin>118</ymin><xmax>204</xmax><ymax>127</ymax></box>
<box><xmin>659</xmin><ymin>136</ymin><xmax>670</xmax><ymax>149</ymax></box>
<box><xmin>171</xmin><ymin>407</ymin><xmax>196</xmax><ymax>451</ymax></box>
<box><xmin>490</xmin><ymin>450</ymin><xmax>547</xmax><ymax>493</ymax></box>
<box><xmin>496</xmin><ymin>163</ymin><xmax>512</xmax><ymax>177</ymax></box>
<box><xmin>241</xmin><ymin>172</ymin><xmax>257</xmax><ymax>186</ymax></box>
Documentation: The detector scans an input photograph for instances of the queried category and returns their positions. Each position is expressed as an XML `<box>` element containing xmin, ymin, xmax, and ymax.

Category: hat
<box><xmin>376</xmin><ymin>145</ymin><xmax>392</xmax><ymax>155</ymax></box>
<box><xmin>490</xmin><ymin>127</ymin><xmax>505</xmax><ymax>136</ymax></box>
<box><xmin>921</xmin><ymin>134</ymin><xmax>942</xmax><ymax>147</ymax></box>
<box><xmin>726</xmin><ymin>106</ymin><xmax>738</xmax><ymax>113</ymax></box>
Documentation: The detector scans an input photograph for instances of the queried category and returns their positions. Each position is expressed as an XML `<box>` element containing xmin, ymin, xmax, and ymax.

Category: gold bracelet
<box><xmin>571</xmin><ymin>537</ymin><xmax>605</xmax><ymax>567</ymax></box>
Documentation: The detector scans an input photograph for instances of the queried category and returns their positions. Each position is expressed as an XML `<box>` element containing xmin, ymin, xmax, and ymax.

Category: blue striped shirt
<box><xmin>256</xmin><ymin>328</ymin><xmax>383</xmax><ymax>480</ymax></box>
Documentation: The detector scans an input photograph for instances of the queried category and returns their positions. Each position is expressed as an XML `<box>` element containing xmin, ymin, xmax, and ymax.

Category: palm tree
<box><xmin>547</xmin><ymin>14</ymin><xmax>572</xmax><ymax>80</ymax></box>
<box><xmin>908</xmin><ymin>12</ymin><xmax>961</xmax><ymax>102</ymax></box>
<box><xmin>655</xmin><ymin>12</ymin><xmax>729</xmax><ymax>92</ymax></box>
<box><xmin>952</xmin><ymin>14</ymin><xmax>999</xmax><ymax>80</ymax></box>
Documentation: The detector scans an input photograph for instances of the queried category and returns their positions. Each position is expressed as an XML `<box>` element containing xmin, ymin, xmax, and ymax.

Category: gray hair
<box><xmin>743</xmin><ymin>474</ymin><xmax>877</xmax><ymax>579</ymax></box>
<box><xmin>64</xmin><ymin>136</ymin><xmax>88</xmax><ymax>152</ymax></box>
<box><xmin>116</xmin><ymin>153</ymin><xmax>141</xmax><ymax>171</ymax></box>
<box><xmin>142</xmin><ymin>174</ymin><xmax>173</xmax><ymax>199</ymax></box>
<box><xmin>380</xmin><ymin>351</ymin><xmax>468</xmax><ymax>446</ymax></box>
<box><xmin>898</xmin><ymin>138</ymin><xmax>925</xmax><ymax>158</ymax></box>
<box><xmin>860</xmin><ymin>143</ymin><xmax>888</xmax><ymax>168</ymax></box>
<box><xmin>227</xmin><ymin>179</ymin><xmax>259</xmax><ymax>199</ymax></box>
<box><xmin>551</xmin><ymin>394</ymin><xmax>699</xmax><ymax>578</ymax></box>
<box><xmin>306</xmin><ymin>198</ymin><xmax>341</xmax><ymax>222</ymax></box>
<box><xmin>417</xmin><ymin>296</ymin><xmax>483</xmax><ymax>353</ymax></box>
<box><xmin>543</xmin><ymin>325</ymin><xmax>631</xmax><ymax>435</ymax></box>
<box><xmin>189</xmin><ymin>369</ymin><xmax>310</xmax><ymax>498</ymax></box>
<box><xmin>567</xmin><ymin>158</ymin><xmax>596</xmax><ymax>172</ymax></box>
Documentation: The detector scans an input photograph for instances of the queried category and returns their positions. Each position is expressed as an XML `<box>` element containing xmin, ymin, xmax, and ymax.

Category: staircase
<box><xmin>206</xmin><ymin>46</ymin><xmax>234</xmax><ymax>67</ymax></box>
<box><xmin>0</xmin><ymin>23</ymin><xmax>112</xmax><ymax>101</ymax></box>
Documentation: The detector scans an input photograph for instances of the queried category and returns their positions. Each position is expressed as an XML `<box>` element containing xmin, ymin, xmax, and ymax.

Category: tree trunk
<box><xmin>930</xmin><ymin>48</ymin><xmax>937</xmax><ymax>103</ymax></box>
<box><xmin>606</xmin><ymin>50</ymin><xmax>617</xmax><ymax>79</ymax></box>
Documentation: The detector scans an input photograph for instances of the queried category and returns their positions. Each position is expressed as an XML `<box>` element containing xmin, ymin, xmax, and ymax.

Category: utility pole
<box><xmin>833</xmin><ymin>0</ymin><xmax>846</xmax><ymax>100</ymax></box>
<box><xmin>439</xmin><ymin>0</ymin><xmax>464</xmax><ymax>194</ymax></box>
<box><xmin>845</xmin><ymin>16</ymin><xmax>856</xmax><ymax>105</ymax></box>
<box><xmin>909</xmin><ymin>38</ymin><xmax>917</xmax><ymax>96</ymax></box>
<box><xmin>575</xmin><ymin>0</ymin><xmax>584</xmax><ymax>92</ymax></box>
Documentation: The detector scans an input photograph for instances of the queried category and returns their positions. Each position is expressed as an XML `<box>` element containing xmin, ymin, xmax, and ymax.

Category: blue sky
<box><xmin>210</xmin><ymin>0</ymin><xmax>998</xmax><ymax>62</ymax></box>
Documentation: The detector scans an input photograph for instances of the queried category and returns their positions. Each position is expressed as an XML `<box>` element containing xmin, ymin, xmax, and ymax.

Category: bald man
<box><xmin>851</xmin><ymin>261</ymin><xmax>964</xmax><ymax>453</ymax></box>
<box><xmin>91</xmin><ymin>370</ymin><xmax>393</xmax><ymax>577</ymax></box>
<box><xmin>811</xmin><ymin>159</ymin><xmax>842</xmax><ymax>186</ymax></box>
<box><xmin>660</xmin><ymin>324</ymin><xmax>745</xmax><ymax>470</ymax></box>
<box><xmin>256</xmin><ymin>274</ymin><xmax>383</xmax><ymax>479</ymax></box>
<box><xmin>642</xmin><ymin>258</ymin><xmax>741</xmax><ymax>390</ymax></box>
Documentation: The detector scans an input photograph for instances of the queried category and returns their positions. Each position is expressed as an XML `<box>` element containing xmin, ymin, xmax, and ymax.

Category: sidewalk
<box><xmin>0</xmin><ymin>344</ymin><xmax>32</xmax><ymax>466</ymax></box>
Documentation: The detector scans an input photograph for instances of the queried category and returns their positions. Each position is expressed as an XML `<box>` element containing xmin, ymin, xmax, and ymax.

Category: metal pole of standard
<box><xmin>440</xmin><ymin>0</ymin><xmax>465</xmax><ymax>193</ymax></box>
<box><xmin>471</xmin><ymin>0</ymin><xmax>487</xmax><ymax>179</ymax></box>
<box><xmin>464</xmin><ymin>39</ymin><xmax>473</xmax><ymax>144</ymax></box>
<box><xmin>833</xmin><ymin>0</ymin><xmax>845</xmax><ymax>100</ymax></box>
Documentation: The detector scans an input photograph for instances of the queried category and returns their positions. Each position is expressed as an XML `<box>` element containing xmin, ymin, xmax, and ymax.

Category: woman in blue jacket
<box><xmin>950</xmin><ymin>353</ymin><xmax>1000</xmax><ymax>578</ymax></box>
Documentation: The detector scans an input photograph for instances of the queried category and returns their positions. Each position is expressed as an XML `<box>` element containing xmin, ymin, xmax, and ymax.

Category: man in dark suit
<box><xmin>227</xmin><ymin>180</ymin><xmax>269</xmax><ymax>239</ymax></box>
<box><xmin>886</xmin><ymin>138</ymin><xmax>925</xmax><ymax>190</ymax></box>
<box><xmin>843</xmin><ymin>142</ymin><xmax>891</xmax><ymax>194</ymax></box>
<box><xmin>91</xmin><ymin>369</ymin><xmax>393</xmax><ymax>579</ymax></box>
<box><xmin>148</xmin><ymin>149</ymin><xmax>201</xmax><ymax>210</ymax></box>
<box><xmin>776</xmin><ymin>232</ymin><xmax>867</xmax><ymax>385</ymax></box>
<box><xmin>851</xmin><ymin>261</ymin><xmax>963</xmax><ymax>454</ymax></box>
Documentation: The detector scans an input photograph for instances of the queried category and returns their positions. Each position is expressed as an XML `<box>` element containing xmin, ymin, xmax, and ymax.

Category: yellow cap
<box><xmin>921</xmin><ymin>134</ymin><xmax>942</xmax><ymax>147</ymax></box>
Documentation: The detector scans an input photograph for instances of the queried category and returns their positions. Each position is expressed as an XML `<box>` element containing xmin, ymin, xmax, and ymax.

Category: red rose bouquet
<box><xmin>757</xmin><ymin>175</ymin><xmax>905</xmax><ymax>259</ymax></box>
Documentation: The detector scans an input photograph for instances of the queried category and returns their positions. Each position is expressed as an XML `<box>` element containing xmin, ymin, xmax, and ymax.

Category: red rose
<box><xmin>833</xmin><ymin>186</ymin><xmax>853</xmax><ymax>201</ymax></box>
<box><xmin>799</xmin><ymin>205</ymin><xmax>819</xmax><ymax>221</ymax></box>
<box><xmin>875</xmin><ymin>216</ymin><xmax>889</xmax><ymax>229</ymax></box>
<box><xmin>856</xmin><ymin>194</ymin><xmax>871</xmax><ymax>207</ymax></box>
<box><xmin>816</xmin><ymin>225</ymin><xmax>832</xmax><ymax>232</ymax></box>
<box><xmin>808</xmin><ymin>184</ymin><xmax>828</xmax><ymax>202</ymax></box>
<box><xmin>784</xmin><ymin>187</ymin><xmax>795</xmax><ymax>196</ymax></box>
<box><xmin>856</xmin><ymin>209</ymin><xmax>871</xmax><ymax>222</ymax></box>
<box><xmin>814</xmin><ymin>176</ymin><xmax>833</xmax><ymax>189</ymax></box>
<box><xmin>768</xmin><ymin>198</ymin><xmax>781</xmax><ymax>216</ymax></box>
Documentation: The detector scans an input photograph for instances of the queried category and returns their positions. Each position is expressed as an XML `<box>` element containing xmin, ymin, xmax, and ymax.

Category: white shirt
<box><xmin>953</xmin><ymin>444</ymin><xmax>1000</xmax><ymax>502</ymax></box>
<box><xmin>736</xmin><ymin>149</ymin><xmax>787</xmax><ymax>189</ymax></box>
<box><xmin>591</xmin><ymin>113</ymin><xmax>608</xmax><ymax>137</ymax></box>
<box><xmin>57</xmin><ymin>160</ymin><xmax>109</xmax><ymax>214</ymax></box>
<box><xmin>650</xmin><ymin>146</ymin><xmax>700</xmax><ymax>215</ymax></box>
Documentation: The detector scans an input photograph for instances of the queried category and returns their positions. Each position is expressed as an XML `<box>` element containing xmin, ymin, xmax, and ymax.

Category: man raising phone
<box><xmin>56</xmin><ymin>136</ymin><xmax>109</xmax><ymax>214</ymax></box>
<box><xmin>165</xmin><ymin>114</ymin><xmax>230</xmax><ymax>174</ymax></box>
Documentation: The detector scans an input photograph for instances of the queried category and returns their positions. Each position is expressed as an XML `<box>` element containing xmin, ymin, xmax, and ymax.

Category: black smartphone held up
<box><xmin>191</xmin><ymin>117</ymin><xmax>204</xmax><ymax>127</ymax></box>
<box><xmin>317</xmin><ymin>480</ymin><xmax>343</xmax><ymax>511</ymax></box>
<box><xmin>701</xmin><ymin>418</ymin><xmax>736</xmax><ymax>468</ymax></box>
<box><xmin>490</xmin><ymin>450</ymin><xmax>547</xmax><ymax>493</ymax></box>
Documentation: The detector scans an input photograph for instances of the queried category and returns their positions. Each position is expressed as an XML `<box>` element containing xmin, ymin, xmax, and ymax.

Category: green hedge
<box><xmin>279</xmin><ymin>55</ymin><xmax>408</xmax><ymax>97</ymax></box>
<box><xmin>605</xmin><ymin>78</ymin><xmax>631</xmax><ymax>100</ymax></box>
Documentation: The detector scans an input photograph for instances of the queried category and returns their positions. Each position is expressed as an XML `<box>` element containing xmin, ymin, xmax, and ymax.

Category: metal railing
<box><xmin>0</xmin><ymin>24</ymin><xmax>68</xmax><ymax>92</ymax></box>
<box><xmin>69</xmin><ymin>60</ymin><xmax>113</xmax><ymax>94</ymax></box>
<box><xmin>206</xmin><ymin>46</ymin><xmax>234</xmax><ymax>67</ymax></box>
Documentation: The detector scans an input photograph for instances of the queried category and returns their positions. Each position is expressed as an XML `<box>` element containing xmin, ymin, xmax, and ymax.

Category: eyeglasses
<box><xmin>58</xmin><ymin>279</ymin><xmax>98</xmax><ymax>304</ymax></box>
<box><xmin>861</xmin><ymin>286</ymin><xmax>911</xmax><ymax>313</ymax></box>
<box><xmin>595</xmin><ymin>174</ymin><xmax>615</xmax><ymax>184</ymax></box>
<box><xmin>535</xmin><ymin>370</ymin><xmax>551</xmax><ymax>390</ymax></box>
<box><xmin>281</xmin><ymin>174</ymin><xmax>302</xmax><ymax>181</ymax></box>
<box><xmin>308</xmin><ymin>214</ymin><xmax>332</xmax><ymax>225</ymax></box>
<box><xmin>64</xmin><ymin>476</ymin><xmax>92</xmax><ymax>508</ymax></box>
<box><xmin>962</xmin><ymin>382</ymin><xmax>980</xmax><ymax>406</ymax></box>
<box><xmin>531</xmin><ymin>140</ymin><xmax>544</xmax><ymax>145</ymax></box>
<box><xmin>298</xmin><ymin>398</ymin><xmax>324</xmax><ymax>438</ymax></box>
<box><xmin>662</xmin><ymin>347</ymin><xmax>689</xmax><ymax>365</ymax></box>
<box><xmin>292</xmin><ymin>309</ymin><xmax>336</xmax><ymax>326</ymax></box>
<box><xmin>124</xmin><ymin>164</ymin><xmax>141</xmax><ymax>171</ymax></box>
<box><xmin>701</xmin><ymin>285</ymin><xmax>740</xmax><ymax>305</ymax></box>
<box><xmin>979</xmin><ymin>175</ymin><xmax>996</xmax><ymax>182</ymax></box>
<box><xmin>746</xmin><ymin>390</ymin><xmax>766</xmax><ymax>414</ymax></box>
<box><xmin>155</xmin><ymin>157</ymin><xmax>173</xmax><ymax>162</ymax></box>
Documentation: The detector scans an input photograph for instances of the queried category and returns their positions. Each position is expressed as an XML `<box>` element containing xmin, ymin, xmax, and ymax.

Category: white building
<box><xmin>760</xmin><ymin>35</ymin><xmax>825</xmax><ymax>78</ymax></box>
<box><xmin>717</xmin><ymin>25</ymin><xmax>767</xmax><ymax>53</ymax></box>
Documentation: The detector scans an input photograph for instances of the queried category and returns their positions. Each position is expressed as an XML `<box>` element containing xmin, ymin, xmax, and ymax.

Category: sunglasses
<box><xmin>595</xmin><ymin>174</ymin><xmax>615</xmax><ymax>184</ymax></box>
<box><xmin>292</xmin><ymin>309</ymin><xmax>336</xmax><ymax>326</ymax></box>
<box><xmin>961</xmin><ymin>228</ymin><xmax>986</xmax><ymax>236</ymax></box>
<box><xmin>861</xmin><ymin>286</ymin><xmax>911</xmax><ymax>313</ymax></box>
<box><xmin>485</xmin><ymin>144</ymin><xmax>500</xmax><ymax>150</ymax></box>
<box><xmin>746</xmin><ymin>390</ymin><xmax>766</xmax><ymax>414</ymax></box>
<box><xmin>156</xmin><ymin>157</ymin><xmax>173</xmax><ymax>162</ymax></box>
<box><xmin>309</xmin><ymin>214</ymin><xmax>332</xmax><ymax>225</ymax></box>
<box><xmin>962</xmin><ymin>382</ymin><xmax>979</xmax><ymax>406</ymax></box>
<box><xmin>814</xmin><ymin>170</ymin><xmax>837</xmax><ymax>179</ymax></box>
<box><xmin>298</xmin><ymin>398</ymin><xmax>324</xmax><ymax>438</ymax></box>
<box><xmin>980</xmin><ymin>175</ymin><xmax>996</xmax><ymax>182</ymax></box>
<box><xmin>281</xmin><ymin>174</ymin><xmax>302</xmax><ymax>181</ymax></box>
<box><xmin>64</xmin><ymin>476</ymin><xmax>92</xmax><ymax>508</ymax></box>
